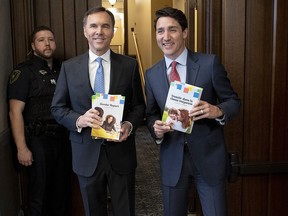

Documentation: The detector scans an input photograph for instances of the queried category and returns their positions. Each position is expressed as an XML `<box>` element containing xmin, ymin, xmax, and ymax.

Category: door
<box><xmin>186</xmin><ymin>0</ymin><xmax>288</xmax><ymax>215</ymax></box>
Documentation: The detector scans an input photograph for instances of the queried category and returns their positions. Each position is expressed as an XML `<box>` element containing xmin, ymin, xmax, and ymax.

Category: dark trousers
<box><xmin>162</xmin><ymin>146</ymin><xmax>227</xmax><ymax>216</ymax></box>
<box><xmin>78</xmin><ymin>145</ymin><xmax>135</xmax><ymax>216</ymax></box>
<box><xmin>26</xmin><ymin>134</ymin><xmax>71</xmax><ymax>216</ymax></box>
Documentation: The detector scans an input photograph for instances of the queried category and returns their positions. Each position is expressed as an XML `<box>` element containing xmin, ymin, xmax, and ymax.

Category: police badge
<box><xmin>9</xmin><ymin>70</ymin><xmax>21</xmax><ymax>84</ymax></box>
<box><xmin>39</xmin><ymin>70</ymin><xmax>48</xmax><ymax>75</ymax></box>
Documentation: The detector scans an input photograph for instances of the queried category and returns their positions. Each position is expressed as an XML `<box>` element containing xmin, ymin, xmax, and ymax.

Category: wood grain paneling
<box><xmin>244</xmin><ymin>0</ymin><xmax>273</xmax><ymax>162</ymax></box>
<box><xmin>63</xmin><ymin>0</ymin><xmax>77</xmax><ymax>58</ymax></box>
<box><xmin>50</xmin><ymin>0</ymin><xmax>65</xmax><ymax>58</ymax></box>
<box><xmin>270</xmin><ymin>0</ymin><xmax>288</xmax><ymax>215</ymax></box>
<box><xmin>241</xmin><ymin>1</ymin><xmax>274</xmax><ymax>213</ymax></box>
<box><xmin>75</xmin><ymin>1</ymin><xmax>90</xmax><ymax>55</ymax></box>
<box><xmin>10</xmin><ymin>0</ymin><xmax>33</xmax><ymax>64</ymax></box>
<box><xmin>34</xmin><ymin>0</ymin><xmax>50</xmax><ymax>25</ymax></box>
<box><xmin>193</xmin><ymin>0</ymin><xmax>288</xmax><ymax>215</ymax></box>
<box><xmin>11</xmin><ymin>0</ymin><xmax>101</xmax><ymax>65</ymax></box>
<box><xmin>10</xmin><ymin>1</ymin><xmax>101</xmax><ymax>215</ymax></box>
<box><xmin>221</xmin><ymin>0</ymin><xmax>246</xmax><ymax>214</ymax></box>
<box><xmin>272</xmin><ymin>0</ymin><xmax>288</xmax><ymax>162</ymax></box>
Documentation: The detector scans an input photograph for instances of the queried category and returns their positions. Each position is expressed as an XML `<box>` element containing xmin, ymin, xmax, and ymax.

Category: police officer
<box><xmin>7</xmin><ymin>26</ymin><xmax>71</xmax><ymax>216</ymax></box>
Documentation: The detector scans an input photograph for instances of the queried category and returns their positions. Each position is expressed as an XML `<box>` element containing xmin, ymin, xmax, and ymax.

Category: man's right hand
<box><xmin>77</xmin><ymin>108</ymin><xmax>103</xmax><ymax>129</ymax></box>
<box><xmin>153</xmin><ymin>120</ymin><xmax>173</xmax><ymax>139</ymax></box>
<box><xmin>17</xmin><ymin>146</ymin><xmax>33</xmax><ymax>166</ymax></box>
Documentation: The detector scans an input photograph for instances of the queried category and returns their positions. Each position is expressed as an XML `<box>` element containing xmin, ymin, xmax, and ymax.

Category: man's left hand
<box><xmin>190</xmin><ymin>100</ymin><xmax>223</xmax><ymax>121</ymax></box>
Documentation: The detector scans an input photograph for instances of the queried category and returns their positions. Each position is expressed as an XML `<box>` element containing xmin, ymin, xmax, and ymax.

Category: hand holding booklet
<box><xmin>162</xmin><ymin>81</ymin><xmax>203</xmax><ymax>134</ymax></box>
<box><xmin>91</xmin><ymin>93</ymin><xmax>125</xmax><ymax>140</ymax></box>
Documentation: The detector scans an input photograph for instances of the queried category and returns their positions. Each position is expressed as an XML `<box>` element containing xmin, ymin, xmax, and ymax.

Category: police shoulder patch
<box><xmin>9</xmin><ymin>70</ymin><xmax>21</xmax><ymax>84</ymax></box>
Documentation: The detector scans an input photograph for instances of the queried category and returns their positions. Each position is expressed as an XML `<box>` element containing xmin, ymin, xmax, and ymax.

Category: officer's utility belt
<box><xmin>25</xmin><ymin>121</ymin><xmax>65</xmax><ymax>137</ymax></box>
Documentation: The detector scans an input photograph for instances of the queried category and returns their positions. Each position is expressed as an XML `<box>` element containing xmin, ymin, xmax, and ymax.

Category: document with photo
<box><xmin>91</xmin><ymin>93</ymin><xmax>125</xmax><ymax>140</ymax></box>
<box><xmin>162</xmin><ymin>81</ymin><xmax>203</xmax><ymax>133</ymax></box>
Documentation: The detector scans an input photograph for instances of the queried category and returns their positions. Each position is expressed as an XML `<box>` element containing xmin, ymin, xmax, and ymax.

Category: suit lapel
<box><xmin>159</xmin><ymin>59</ymin><xmax>170</xmax><ymax>91</ymax></box>
<box><xmin>108</xmin><ymin>51</ymin><xmax>121</xmax><ymax>93</ymax></box>
<box><xmin>186</xmin><ymin>51</ymin><xmax>200</xmax><ymax>85</ymax></box>
<box><xmin>76</xmin><ymin>52</ymin><xmax>94</xmax><ymax>95</ymax></box>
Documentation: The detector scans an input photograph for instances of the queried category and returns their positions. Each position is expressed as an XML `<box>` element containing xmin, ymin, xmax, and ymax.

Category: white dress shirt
<box><xmin>89</xmin><ymin>49</ymin><xmax>111</xmax><ymax>93</ymax></box>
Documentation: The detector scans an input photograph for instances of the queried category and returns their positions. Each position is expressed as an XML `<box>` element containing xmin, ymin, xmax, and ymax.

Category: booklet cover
<box><xmin>162</xmin><ymin>81</ymin><xmax>203</xmax><ymax>134</ymax></box>
<box><xmin>91</xmin><ymin>93</ymin><xmax>125</xmax><ymax>140</ymax></box>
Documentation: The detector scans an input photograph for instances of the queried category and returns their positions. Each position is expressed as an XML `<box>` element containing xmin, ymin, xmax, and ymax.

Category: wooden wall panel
<box><xmin>63</xmin><ymin>0</ymin><xmax>77</xmax><ymax>58</ymax></box>
<box><xmin>11</xmin><ymin>0</ymin><xmax>101</xmax><ymax>65</ymax></box>
<box><xmin>242</xmin><ymin>0</ymin><xmax>274</xmax><ymax>215</ymax></box>
<box><xmin>272</xmin><ymin>0</ymin><xmax>288</xmax><ymax>162</ymax></box>
<box><xmin>221</xmin><ymin>0</ymin><xmax>246</xmax><ymax>215</ymax></box>
<box><xmin>10</xmin><ymin>0</ymin><xmax>33</xmax><ymax>65</ymax></box>
<box><xmin>34</xmin><ymin>0</ymin><xmax>50</xmax><ymax>25</ymax></box>
<box><xmin>222</xmin><ymin>0</ymin><xmax>245</xmax><ymax>160</ymax></box>
<box><xmin>10</xmin><ymin>1</ymin><xmax>101</xmax><ymax>215</ymax></box>
<box><xmin>244</xmin><ymin>0</ymin><xmax>273</xmax><ymax>161</ymax></box>
<box><xmin>88</xmin><ymin>0</ymin><xmax>101</xmax><ymax>10</ymax></box>
<box><xmin>50</xmin><ymin>0</ymin><xmax>65</xmax><ymax>58</ymax></box>
<box><xmin>197</xmin><ymin>0</ymin><xmax>288</xmax><ymax>215</ymax></box>
<box><xmin>270</xmin><ymin>0</ymin><xmax>288</xmax><ymax>215</ymax></box>
<box><xmin>75</xmin><ymin>1</ymin><xmax>89</xmax><ymax>55</ymax></box>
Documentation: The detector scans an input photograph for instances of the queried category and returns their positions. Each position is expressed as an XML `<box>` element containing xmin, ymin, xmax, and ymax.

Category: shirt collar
<box><xmin>164</xmin><ymin>48</ymin><xmax>188</xmax><ymax>68</ymax></box>
<box><xmin>89</xmin><ymin>49</ymin><xmax>111</xmax><ymax>63</ymax></box>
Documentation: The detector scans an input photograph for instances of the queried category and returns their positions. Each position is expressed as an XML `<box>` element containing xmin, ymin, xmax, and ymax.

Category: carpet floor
<box><xmin>108</xmin><ymin>125</ymin><xmax>199</xmax><ymax>216</ymax></box>
<box><xmin>135</xmin><ymin>126</ymin><xmax>163</xmax><ymax>216</ymax></box>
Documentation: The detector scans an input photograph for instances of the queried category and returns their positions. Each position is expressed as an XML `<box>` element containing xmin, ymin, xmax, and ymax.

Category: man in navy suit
<box><xmin>51</xmin><ymin>7</ymin><xmax>145</xmax><ymax>216</ymax></box>
<box><xmin>145</xmin><ymin>7</ymin><xmax>241</xmax><ymax>216</ymax></box>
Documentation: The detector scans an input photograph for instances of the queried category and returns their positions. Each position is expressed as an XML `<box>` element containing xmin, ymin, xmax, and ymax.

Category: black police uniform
<box><xmin>7</xmin><ymin>55</ymin><xmax>71</xmax><ymax>216</ymax></box>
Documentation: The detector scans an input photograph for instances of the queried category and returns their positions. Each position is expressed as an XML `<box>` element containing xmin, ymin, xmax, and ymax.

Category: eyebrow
<box><xmin>89</xmin><ymin>22</ymin><xmax>111</xmax><ymax>27</ymax></box>
<box><xmin>157</xmin><ymin>25</ymin><xmax>178</xmax><ymax>30</ymax></box>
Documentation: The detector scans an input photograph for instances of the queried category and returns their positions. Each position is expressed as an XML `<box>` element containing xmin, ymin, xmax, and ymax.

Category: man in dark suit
<box><xmin>51</xmin><ymin>7</ymin><xmax>145</xmax><ymax>216</ymax></box>
<box><xmin>145</xmin><ymin>7</ymin><xmax>241</xmax><ymax>216</ymax></box>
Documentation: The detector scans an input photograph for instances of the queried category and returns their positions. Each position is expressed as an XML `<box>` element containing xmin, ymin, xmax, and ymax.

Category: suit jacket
<box><xmin>51</xmin><ymin>51</ymin><xmax>145</xmax><ymax>177</ymax></box>
<box><xmin>145</xmin><ymin>50</ymin><xmax>241</xmax><ymax>186</ymax></box>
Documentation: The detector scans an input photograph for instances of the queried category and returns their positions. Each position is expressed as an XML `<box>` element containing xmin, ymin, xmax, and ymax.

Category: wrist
<box><xmin>76</xmin><ymin>116</ymin><xmax>82</xmax><ymax>132</ymax></box>
<box><xmin>17</xmin><ymin>145</ymin><xmax>28</xmax><ymax>151</ymax></box>
<box><xmin>216</xmin><ymin>106</ymin><xmax>224</xmax><ymax>118</ymax></box>
<box><xmin>155</xmin><ymin>132</ymin><xmax>163</xmax><ymax>139</ymax></box>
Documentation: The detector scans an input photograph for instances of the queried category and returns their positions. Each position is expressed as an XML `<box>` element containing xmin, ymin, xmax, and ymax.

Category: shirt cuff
<box><xmin>76</xmin><ymin>117</ymin><xmax>82</xmax><ymax>133</ymax></box>
<box><xmin>155</xmin><ymin>137</ymin><xmax>163</xmax><ymax>145</ymax></box>
<box><xmin>215</xmin><ymin>114</ymin><xmax>225</xmax><ymax>125</ymax></box>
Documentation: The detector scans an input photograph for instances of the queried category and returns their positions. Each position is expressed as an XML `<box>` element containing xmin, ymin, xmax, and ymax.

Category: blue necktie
<box><xmin>94</xmin><ymin>57</ymin><xmax>105</xmax><ymax>94</ymax></box>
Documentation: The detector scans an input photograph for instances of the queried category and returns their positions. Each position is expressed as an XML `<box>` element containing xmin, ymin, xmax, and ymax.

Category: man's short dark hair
<box><xmin>30</xmin><ymin>26</ymin><xmax>54</xmax><ymax>42</ymax></box>
<box><xmin>83</xmin><ymin>6</ymin><xmax>115</xmax><ymax>27</ymax></box>
<box><xmin>154</xmin><ymin>7</ymin><xmax>188</xmax><ymax>31</ymax></box>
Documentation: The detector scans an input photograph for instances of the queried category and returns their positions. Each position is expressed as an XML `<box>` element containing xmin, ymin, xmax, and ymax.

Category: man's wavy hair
<box><xmin>154</xmin><ymin>7</ymin><xmax>188</xmax><ymax>31</ymax></box>
<box><xmin>83</xmin><ymin>6</ymin><xmax>115</xmax><ymax>27</ymax></box>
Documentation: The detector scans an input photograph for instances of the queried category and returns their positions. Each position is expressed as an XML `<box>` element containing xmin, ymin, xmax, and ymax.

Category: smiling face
<box><xmin>83</xmin><ymin>11</ymin><xmax>114</xmax><ymax>56</ymax></box>
<box><xmin>177</xmin><ymin>109</ymin><xmax>183</xmax><ymax>121</ymax></box>
<box><xmin>155</xmin><ymin>16</ymin><xmax>187</xmax><ymax>60</ymax></box>
<box><xmin>108</xmin><ymin>116</ymin><xmax>113</xmax><ymax>123</ymax></box>
<box><xmin>31</xmin><ymin>30</ymin><xmax>56</xmax><ymax>60</ymax></box>
<box><xmin>169</xmin><ymin>113</ymin><xmax>177</xmax><ymax>120</ymax></box>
